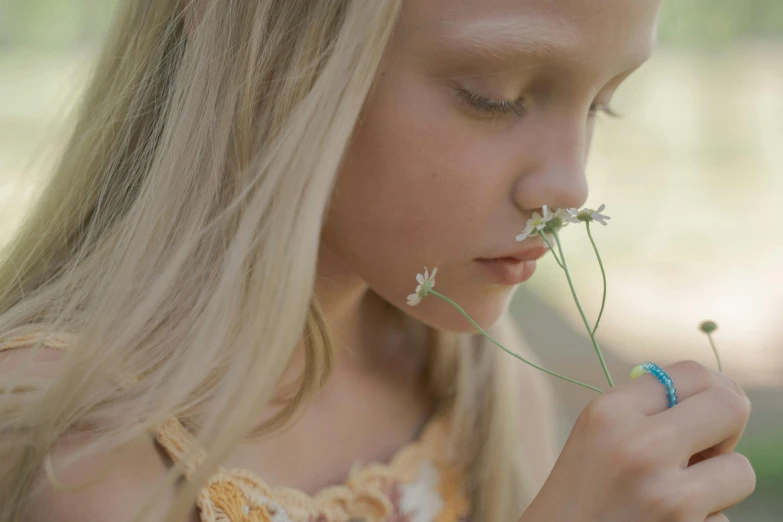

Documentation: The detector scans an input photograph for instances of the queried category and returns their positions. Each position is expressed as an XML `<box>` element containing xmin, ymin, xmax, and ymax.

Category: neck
<box><xmin>317</xmin><ymin>279</ymin><xmax>429</xmax><ymax>387</ymax></box>
<box><xmin>313</xmin><ymin>244</ymin><xmax>431</xmax><ymax>384</ymax></box>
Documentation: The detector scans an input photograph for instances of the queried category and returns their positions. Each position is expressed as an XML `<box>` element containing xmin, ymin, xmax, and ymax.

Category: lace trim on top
<box><xmin>155</xmin><ymin>413</ymin><xmax>470</xmax><ymax>522</ymax></box>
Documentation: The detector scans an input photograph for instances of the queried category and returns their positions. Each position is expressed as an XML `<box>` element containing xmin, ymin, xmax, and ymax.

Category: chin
<box><xmin>403</xmin><ymin>285</ymin><xmax>515</xmax><ymax>334</ymax></box>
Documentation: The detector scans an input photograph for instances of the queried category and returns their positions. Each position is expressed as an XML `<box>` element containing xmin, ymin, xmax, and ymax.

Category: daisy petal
<box><xmin>516</xmin><ymin>225</ymin><xmax>534</xmax><ymax>241</ymax></box>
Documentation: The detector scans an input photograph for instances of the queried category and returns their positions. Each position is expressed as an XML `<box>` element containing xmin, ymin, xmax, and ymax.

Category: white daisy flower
<box><xmin>514</xmin><ymin>224</ymin><xmax>535</xmax><ymax>243</ymax></box>
<box><xmin>567</xmin><ymin>204</ymin><xmax>611</xmax><ymax>226</ymax></box>
<box><xmin>515</xmin><ymin>205</ymin><xmax>553</xmax><ymax>241</ymax></box>
<box><xmin>406</xmin><ymin>267</ymin><xmax>438</xmax><ymax>306</ymax></box>
<box><xmin>541</xmin><ymin>207</ymin><xmax>577</xmax><ymax>233</ymax></box>
<box><xmin>589</xmin><ymin>204</ymin><xmax>611</xmax><ymax>225</ymax></box>
<box><xmin>556</xmin><ymin>207</ymin><xmax>580</xmax><ymax>224</ymax></box>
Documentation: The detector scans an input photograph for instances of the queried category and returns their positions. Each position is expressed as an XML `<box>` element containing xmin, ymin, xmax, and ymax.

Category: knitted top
<box><xmin>0</xmin><ymin>332</ymin><xmax>473</xmax><ymax>522</ymax></box>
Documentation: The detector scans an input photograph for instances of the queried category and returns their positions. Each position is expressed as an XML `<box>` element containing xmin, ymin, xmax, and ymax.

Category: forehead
<box><xmin>397</xmin><ymin>0</ymin><xmax>662</xmax><ymax>69</ymax></box>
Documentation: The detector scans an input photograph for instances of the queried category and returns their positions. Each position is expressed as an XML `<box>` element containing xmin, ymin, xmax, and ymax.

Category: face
<box><xmin>319</xmin><ymin>0</ymin><xmax>662</xmax><ymax>332</ymax></box>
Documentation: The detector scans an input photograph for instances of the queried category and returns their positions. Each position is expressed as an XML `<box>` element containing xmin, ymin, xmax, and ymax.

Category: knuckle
<box><xmin>713</xmin><ymin>386</ymin><xmax>751</xmax><ymax>424</ymax></box>
<box><xmin>713</xmin><ymin>371</ymin><xmax>750</xmax><ymax>403</ymax></box>
<box><xmin>674</xmin><ymin>360</ymin><xmax>715</xmax><ymax>389</ymax></box>
<box><xmin>580</xmin><ymin>395</ymin><xmax>623</xmax><ymax>431</ymax></box>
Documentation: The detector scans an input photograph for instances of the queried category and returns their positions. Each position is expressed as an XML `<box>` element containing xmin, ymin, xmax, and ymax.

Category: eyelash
<box><xmin>456</xmin><ymin>86</ymin><xmax>526</xmax><ymax>118</ymax></box>
<box><xmin>455</xmin><ymin>86</ymin><xmax>622</xmax><ymax>120</ymax></box>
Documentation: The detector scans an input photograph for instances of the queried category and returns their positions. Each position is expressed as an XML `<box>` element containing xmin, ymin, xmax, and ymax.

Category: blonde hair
<box><xmin>0</xmin><ymin>1</ymin><xmax>542</xmax><ymax>520</ymax></box>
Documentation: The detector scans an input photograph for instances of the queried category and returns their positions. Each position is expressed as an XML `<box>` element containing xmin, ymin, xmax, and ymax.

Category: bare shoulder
<box><xmin>27</xmin><ymin>432</ymin><xmax>197</xmax><ymax>522</ymax></box>
<box><xmin>0</xmin><ymin>348</ymin><xmax>199</xmax><ymax>522</ymax></box>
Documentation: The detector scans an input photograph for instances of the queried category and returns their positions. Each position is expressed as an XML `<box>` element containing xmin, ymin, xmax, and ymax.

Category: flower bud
<box><xmin>699</xmin><ymin>320</ymin><xmax>718</xmax><ymax>334</ymax></box>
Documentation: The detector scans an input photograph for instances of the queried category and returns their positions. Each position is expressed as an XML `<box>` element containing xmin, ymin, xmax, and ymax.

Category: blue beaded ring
<box><xmin>631</xmin><ymin>362</ymin><xmax>679</xmax><ymax>408</ymax></box>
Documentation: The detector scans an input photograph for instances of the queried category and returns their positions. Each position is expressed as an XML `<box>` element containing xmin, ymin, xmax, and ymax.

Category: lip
<box><xmin>480</xmin><ymin>243</ymin><xmax>550</xmax><ymax>263</ymax></box>
<box><xmin>475</xmin><ymin>243</ymin><xmax>549</xmax><ymax>285</ymax></box>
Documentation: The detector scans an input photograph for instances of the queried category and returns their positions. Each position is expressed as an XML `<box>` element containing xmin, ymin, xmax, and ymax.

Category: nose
<box><xmin>512</xmin><ymin>114</ymin><xmax>590</xmax><ymax>213</ymax></box>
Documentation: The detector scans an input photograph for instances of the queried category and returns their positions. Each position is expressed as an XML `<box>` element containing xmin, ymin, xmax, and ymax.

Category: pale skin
<box><xmin>18</xmin><ymin>0</ymin><xmax>756</xmax><ymax>521</ymax></box>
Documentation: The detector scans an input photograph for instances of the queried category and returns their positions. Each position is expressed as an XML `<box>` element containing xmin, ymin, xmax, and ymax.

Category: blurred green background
<box><xmin>0</xmin><ymin>0</ymin><xmax>781</xmax><ymax>520</ymax></box>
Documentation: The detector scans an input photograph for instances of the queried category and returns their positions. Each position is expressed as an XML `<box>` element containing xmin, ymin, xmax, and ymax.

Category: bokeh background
<box><xmin>0</xmin><ymin>0</ymin><xmax>781</xmax><ymax>519</ymax></box>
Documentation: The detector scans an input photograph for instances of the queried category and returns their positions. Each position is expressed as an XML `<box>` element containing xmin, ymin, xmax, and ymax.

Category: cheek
<box><xmin>328</xmin><ymin>70</ymin><xmax>507</xmax><ymax>264</ymax></box>
<box><xmin>320</xmin><ymin>68</ymin><xmax>519</xmax><ymax>330</ymax></box>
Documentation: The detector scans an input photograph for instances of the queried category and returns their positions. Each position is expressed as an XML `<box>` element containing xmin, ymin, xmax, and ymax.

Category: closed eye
<box><xmin>456</xmin><ymin>85</ymin><xmax>622</xmax><ymax>121</ymax></box>
<box><xmin>454</xmin><ymin>86</ymin><xmax>526</xmax><ymax>118</ymax></box>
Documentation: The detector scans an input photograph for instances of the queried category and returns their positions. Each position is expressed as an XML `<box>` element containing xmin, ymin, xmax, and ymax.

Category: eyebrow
<box><xmin>435</xmin><ymin>17</ymin><xmax>653</xmax><ymax>70</ymax></box>
<box><xmin>440</xmin><ymin>18</ymin><xmax>570</xmax><ymax>60</ymax></box>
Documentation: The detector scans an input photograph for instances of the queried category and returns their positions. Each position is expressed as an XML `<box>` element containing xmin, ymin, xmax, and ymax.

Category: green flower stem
<box><xmin>539</xmin><ymin>232</ymin><xmax>565</xmax><ymax>269</ymax></box>
<box><xmin>428</xmin><ymin>289</ymin><xmax>604</xmax><ymax>394</ymax></box>
<box><xmin>552</xmin><ymin>231</ymin><xmax>615</xmax><ymax>388</ymax></box>
<box><xmin>585</xmin><ymin>222</ymin><xmax>607</xmax><ymax>336</ymax></box>
<box><xmin>706</xmin><ymin>333</ymin><xmax>723</xmax><ymax>372</ymax></box>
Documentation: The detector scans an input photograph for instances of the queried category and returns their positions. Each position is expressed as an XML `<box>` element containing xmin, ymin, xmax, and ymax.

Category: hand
<box><xmin>520</xmin><ymin>360</ymin><xmax>756</xmax><ymax>522</ymax></box>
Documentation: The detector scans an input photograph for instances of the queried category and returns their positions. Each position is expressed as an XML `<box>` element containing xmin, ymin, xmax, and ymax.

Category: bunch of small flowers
<box><xmin>407</xmin><ymin>203</ymin><xmax>722</xmax><ymax>394</ymax></box>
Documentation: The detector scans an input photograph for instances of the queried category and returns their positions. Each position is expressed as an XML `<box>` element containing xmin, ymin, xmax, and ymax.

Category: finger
<box><xmin>653</xmin><ymin>385</ymin><xmax>751</xmax><ymax>464</ymax></box>
<box><xmin>610</xmin><ymin>360</ymin><xmax>749</xmax><ymax>417</ymax></box>
<box><xmin>705</xmin><ymin>514</ymin><xmax>729</xmax><ymax>522</ymax></box>
<box><xmin>681</xmin><ymin>452</ymin><xmax>756</xmax><ymax>515</ymax></box>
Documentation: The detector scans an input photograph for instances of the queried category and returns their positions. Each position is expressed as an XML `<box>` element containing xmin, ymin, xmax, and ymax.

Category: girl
<box><xmin>0</xmin><ymin>0</ymin><xmax>755</xmax><ymax>521</ymax></box>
